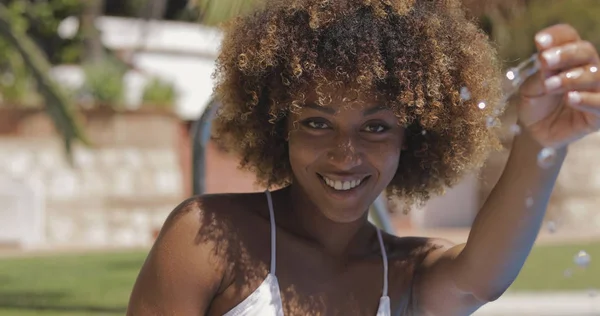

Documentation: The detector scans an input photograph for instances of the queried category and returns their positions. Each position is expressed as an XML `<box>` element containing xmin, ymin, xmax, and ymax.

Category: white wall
<box><xmin>411</xmin><ymin>173</ymin><xmax>480</xmax><ymax>229</ymax></box>
<box><xmin>0</xmin><ymin>173</ymin><xmax>45</xmax><ymax>249</ymax></box>
<box><xmin>55</xmin><ymin>16</ymin><xmax>222</xmax><ymax>120</ymax></box>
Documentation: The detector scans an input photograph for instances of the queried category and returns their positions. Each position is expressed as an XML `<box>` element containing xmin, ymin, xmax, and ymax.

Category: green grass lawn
<box><xmin>510</xmin><ymin>241</ymin><xmax>600</xmax><ymax>292</ymax></box>
<box><xmin>0</xmin><ymin>251</ymin><xmax>147</xmax><ymax>316</ymax></box>
<box><xmin>0</xmin><ymin>242</ymin><xmax>599</xmax><ymax>315</ymax></box>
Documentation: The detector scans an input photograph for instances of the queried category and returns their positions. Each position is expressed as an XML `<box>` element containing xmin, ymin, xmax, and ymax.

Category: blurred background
<box><xmin>1</xmin><ymin>0</ymin><xmax>600</xmax><ymax>315</ymax></box>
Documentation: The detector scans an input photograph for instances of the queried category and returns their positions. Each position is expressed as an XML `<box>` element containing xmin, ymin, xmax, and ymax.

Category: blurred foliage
<box><xmin>186</xmin><ymin>0</ymin><xmax>524</xmax><ymax>28</ymax></box>
<box><xmin>187</xmin><ymin>0</ymin><xmax>264</xmax><ymax>26</ymax></box>
<box><xmin>0</xmin><ymin>2</ymin><xmax>39</xmax><ymax>106</ymax></box>
<box><xmin>0</xmin><ymin>2</ymin><xmax>90</xmax><ymax>155</ymax></box>
<box><xmin>187</xmin><ymin>0</ymin><xmax>599</xmax><ymax>69</ymax></box>
<box><xmin>3</xmin><ymin>0</ymin><xmax>83</xmax><ymax>64</ymax></box>
<box><xmin>0</xmin><ymin>0</ymin><xmax>82</xmax><ymax>105</ymax></box>
<box><xmin>80</xmin><ymin>57</ymin><xmax>127</xmax><ymax>108</ymax></box>
<box><xmin>0</xmin><ymin>46</ymin><xmax>40</xmax><ymax>106</ymax></box>
<box><xmin>141</xmin><ymin>77</ymin><xmax>178</xmax><ymax>109</ymax></box>
<box><xmin>488</xmin><ymin>0</ymin><xmax>600</xmax><ymax>68</ymax></box>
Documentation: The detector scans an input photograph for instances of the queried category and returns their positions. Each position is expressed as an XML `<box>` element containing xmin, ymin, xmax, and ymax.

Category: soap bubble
<box><xmin>574</xmin><ymin>250</ymin><xmax>591</xmax><ymax>268</ymax></box>
<box><xmin>486</xmin><ymin>117</ymin><xmax>497</xmax><ymax>128</ymax></box>
<box><xmin>506</xmin><ymin>69</ymin><xmax>522</xmax><ymax>88</ymax></box>
<box><xmin>510</xmin><ymin>124</ymin><xmax>522</xmax><ymax>136</ymax></box>
<box><xmin>421</xmin><ymin>130</ymin><xmax>427</xmax><ymax>136</ymax></box>
<box><xmin>505</xmin><ymin>54</ymin><xmax>540</xmax><ymax>88</ymax></box>
<box><xmin>477</xmin><ymin>101</ymin><xmax>487</xmax><ymax>109</ymax></box>
<box><xmin>460</xmin><ymin>87</ymin><xmax>472</xmax><ymax>101</ymax></box>
<box><xmin>537</xmin><ymin>147</ymin><xmax>557</xmax><ymax>169</ymax></box>
<box><xmin>506</xmin><ymin>69</ymin><xmax>516</xmax><ymax>80</ymax></box>
<box><xmin>547</xmin><ymin>221</ymin><xmax>557</xmax><ymax>233</ymax></box>
<box><xmin>525</xmin><ymin>197</ymin><xmax>534</xmax><ymax>208</ymax></box>
<box><xmin>564</xmin><ymin>268</ymin><xmax>573</xmax><ymax>278</ymax></box>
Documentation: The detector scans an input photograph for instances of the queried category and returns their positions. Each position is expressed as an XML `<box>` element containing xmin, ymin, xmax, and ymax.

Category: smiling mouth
<box><xmin>317</xmin><ymin>174</ymin><xmax>370</xmax><ymax>191</ymax></box>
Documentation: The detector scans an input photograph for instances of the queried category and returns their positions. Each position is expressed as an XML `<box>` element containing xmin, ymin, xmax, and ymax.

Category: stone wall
<box><xmin>0</xmin><ymin>108</ymin><xmax>186</xmax><ymax>249</ymax></box>
<box><xmin>479</xmin><ymin>110</ymin><xmax>600</xmax><ymax>233</ymax></box>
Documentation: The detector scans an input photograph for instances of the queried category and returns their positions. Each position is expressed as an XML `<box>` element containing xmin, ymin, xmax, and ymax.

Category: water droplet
<box><xmin>574</xmin><ymin>250</ymin><xmax>591</xmax><ymax>268</ymax></box>
<box><xmin>526</xmin><ymin>197</ymin><xmax>534</xmax><ymax>208</ymax></box>
<box><xmin>537</xmin><ymin>147</ymin><xmax>557</xmax><ymax>169</ymax></box>
<box><xmin>486</xmin><ymin>117</ymin><xmax>496</xmax><ymax>128</ymax></box>
<box><xmin>460</xmin><ymin>87</ymin><xmax>471</xmax><ymax>101</ymax></box>
<box><xmin>547</xmin><ymin>221</ymin><xmax>557</xmax><ymax>233</ymax></box>
<box><xmin>564</xmin><ymin>268</ymin><xmax>573</xmax><ymax>278</ymax></box>
<box><xmin>421</xmin><ymin>130</ymin><xmax>427</xmax><ymax>136</ymax></box>
<box><xmin>477</xmin><ymin>101</ymin><xmax>487</xmax><ymax>109</ymax></box>
<box><xmin>510</xmin><ymin>124</ymin><xmax>522</xmax><ymax>136</ymax></box>
<box><xmin>506</xmin><ymin>69</ymin><xmax>517</xmax><ymax>81</ymax></box>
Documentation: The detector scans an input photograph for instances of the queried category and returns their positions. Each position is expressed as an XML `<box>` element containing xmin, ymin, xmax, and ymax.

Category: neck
<box><xmin>277</xmin><ymin>185</ymin><xmax>375</xmax><ymax>257</ymax></box>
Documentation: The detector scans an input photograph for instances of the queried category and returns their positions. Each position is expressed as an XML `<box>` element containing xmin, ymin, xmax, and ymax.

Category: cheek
<box><xmin>367</xmin><ymin>142</ymin><xmax>401</xmax><ymax>175</ymax></box>
<box><xmin>287</xmin><ymin>133</ymin><xmax>323</xmax><ymax>172</ymax></box>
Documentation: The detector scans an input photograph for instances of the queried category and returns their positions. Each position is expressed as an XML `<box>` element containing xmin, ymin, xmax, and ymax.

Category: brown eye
<box><xmin>363</xmin><ymin>123</ymin><xmax>389</xmax><ymax>133</ymax></box>
<box><xmin>303</xmin><ymin>119</ymin><xmax>330</xmax><ymax>129</ymax></box>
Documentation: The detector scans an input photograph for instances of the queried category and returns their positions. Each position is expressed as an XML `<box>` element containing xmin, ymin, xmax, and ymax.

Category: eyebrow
<box><xmin>304</xmin><ymin>103</ymin><xmax>387</xmax><ymax>116</ymax></box>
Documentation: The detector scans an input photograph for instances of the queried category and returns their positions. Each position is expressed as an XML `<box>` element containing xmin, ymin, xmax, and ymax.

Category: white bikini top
<box><xmin>222</xmin><ymin>190</ymin><xmax>391</xmax><ymax>316</ymax></box>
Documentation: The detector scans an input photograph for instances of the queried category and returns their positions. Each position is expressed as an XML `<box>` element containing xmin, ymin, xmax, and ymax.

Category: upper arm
<box><xmin>127</xmin><ymin>198</ymin><xmax>228</xmax><ymax>316</ymax></box>
<box><xmin>413</xmin><ymin>239</ymin><xmax>488</xmax><ymax>316</ymax></box>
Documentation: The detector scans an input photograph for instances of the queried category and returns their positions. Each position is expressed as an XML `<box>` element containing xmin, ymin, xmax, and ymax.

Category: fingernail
<box><xmin>535</xmin><ymin>33</ymin><xmax>553</xmax><ymax>48</ymax></box>
<box><xmin>545</xmin><ymin>76</ymin><xmax>562</xmax><ymax>91</ymax></box>
<box><xmin>566</xmin><ymin>68</ymin><xmax>584</xmax><ymax>79</ymax></box>
<box><xmin>542</xmin><ymin>48</ymin><xmax>561</xmax><ymax>67</ymax></box>
<box><xmin>568</xmin><ymin>91</ymin><xmax>582</xmax><ymax>105</ymax></box>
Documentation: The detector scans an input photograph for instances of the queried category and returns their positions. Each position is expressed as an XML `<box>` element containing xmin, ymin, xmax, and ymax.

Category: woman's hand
<box><xmin>518</xmin><ymin>24</ymin><xmax>600</xmax><ymax>148</ymax></box>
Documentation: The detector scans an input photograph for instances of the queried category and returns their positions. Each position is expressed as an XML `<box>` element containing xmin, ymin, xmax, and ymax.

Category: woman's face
<box><xmin>287</xmin><ymin>90</ymin><xmax>405</xmax><ymax>223</ymax></box>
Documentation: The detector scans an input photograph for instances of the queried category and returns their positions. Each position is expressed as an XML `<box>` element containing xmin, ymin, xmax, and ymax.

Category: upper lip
<box><xmin>318</xmin><ymin>173</ymin><xmax>370</xmax><ymax>182</ymax></box>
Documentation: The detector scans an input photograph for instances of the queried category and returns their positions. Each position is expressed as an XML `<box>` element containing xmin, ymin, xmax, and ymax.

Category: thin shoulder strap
<box><xmin>265</xmin><ymin>190</ymin><xmax>277</xmax><ymax>275</ymax></box>
<box><xmin>376</xmin><ymin>228</ymin><xmax>389</xmax><ymax>297</ymax></box>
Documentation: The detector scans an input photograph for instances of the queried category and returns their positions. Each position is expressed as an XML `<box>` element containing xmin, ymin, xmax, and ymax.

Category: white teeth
<box><xmin>322</xmin><ymin>176</ymin><xmax>364</xmax><ymax>191</ymax></box>
<box><xmin>335</xmin><ymin>181</ymin><xmax>343</xmax><ymax>190</ymax></box>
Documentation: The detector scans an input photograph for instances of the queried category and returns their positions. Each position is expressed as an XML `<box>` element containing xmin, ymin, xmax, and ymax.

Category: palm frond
<box><xmin>188</xmin><ymin>0</ymin><xmax>263</xmax><ymax>26</ymax></box>
<box><xmin>0</xmin><ymin>3</ymin><xmax>90</xmax><ymax>158</ymax></box>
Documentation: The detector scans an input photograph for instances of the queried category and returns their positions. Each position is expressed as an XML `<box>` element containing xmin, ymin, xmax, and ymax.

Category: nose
<box><xmin>326</xmin><ymin>137</ymin><xmax>363</xmax><ymax>171</ymax></box>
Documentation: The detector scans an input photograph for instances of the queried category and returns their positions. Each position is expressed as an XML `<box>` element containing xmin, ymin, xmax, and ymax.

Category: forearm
<box><xmin>455</xmin><ymin>130</ymin><xmax>567</xmax><ymax>300</ymax></box>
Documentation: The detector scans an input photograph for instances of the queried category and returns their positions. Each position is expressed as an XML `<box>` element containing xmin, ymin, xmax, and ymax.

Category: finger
<box><xmin>567</xmin><ymin>91</ymin><xmax>600</xmax><ymax>116</ymax></box>
<box><xmin>535</xmin><ymin>24</ymin><xmax>581</xmax><ymax>51</ymax></box>
<box><xmin>539</xmin><ymin>41</ymin><xmax>600</xmax><ymax>73</ymax></box>
<box><xmin>544</xmin><ymin>65</ymin><xmax>600</xmax><ymax>94</ymax></box>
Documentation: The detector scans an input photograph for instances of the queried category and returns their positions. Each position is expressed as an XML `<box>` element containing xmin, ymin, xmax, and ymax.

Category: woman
<box><xmin>127</xmin><ymin>0</ymin><xmax>600</xmax><ymax>315</ymax></box>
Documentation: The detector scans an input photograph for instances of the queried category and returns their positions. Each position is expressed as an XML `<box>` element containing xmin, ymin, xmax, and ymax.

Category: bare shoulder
<box><xmin>127</xmin><ymin>192</ymin><xmax>265</xmax><ymax>316</ymax></box>
<box><xmin>157</xmin><ymin>192</ymin><xmax>269</xmax><ymax>252</ymax></box>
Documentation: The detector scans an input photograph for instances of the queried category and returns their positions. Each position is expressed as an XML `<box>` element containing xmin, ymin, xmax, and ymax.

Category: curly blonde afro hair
<box><xmin>212</xmin><ymin>0</ymin><xmax>503</xmax><ymax>208</ymax></box>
